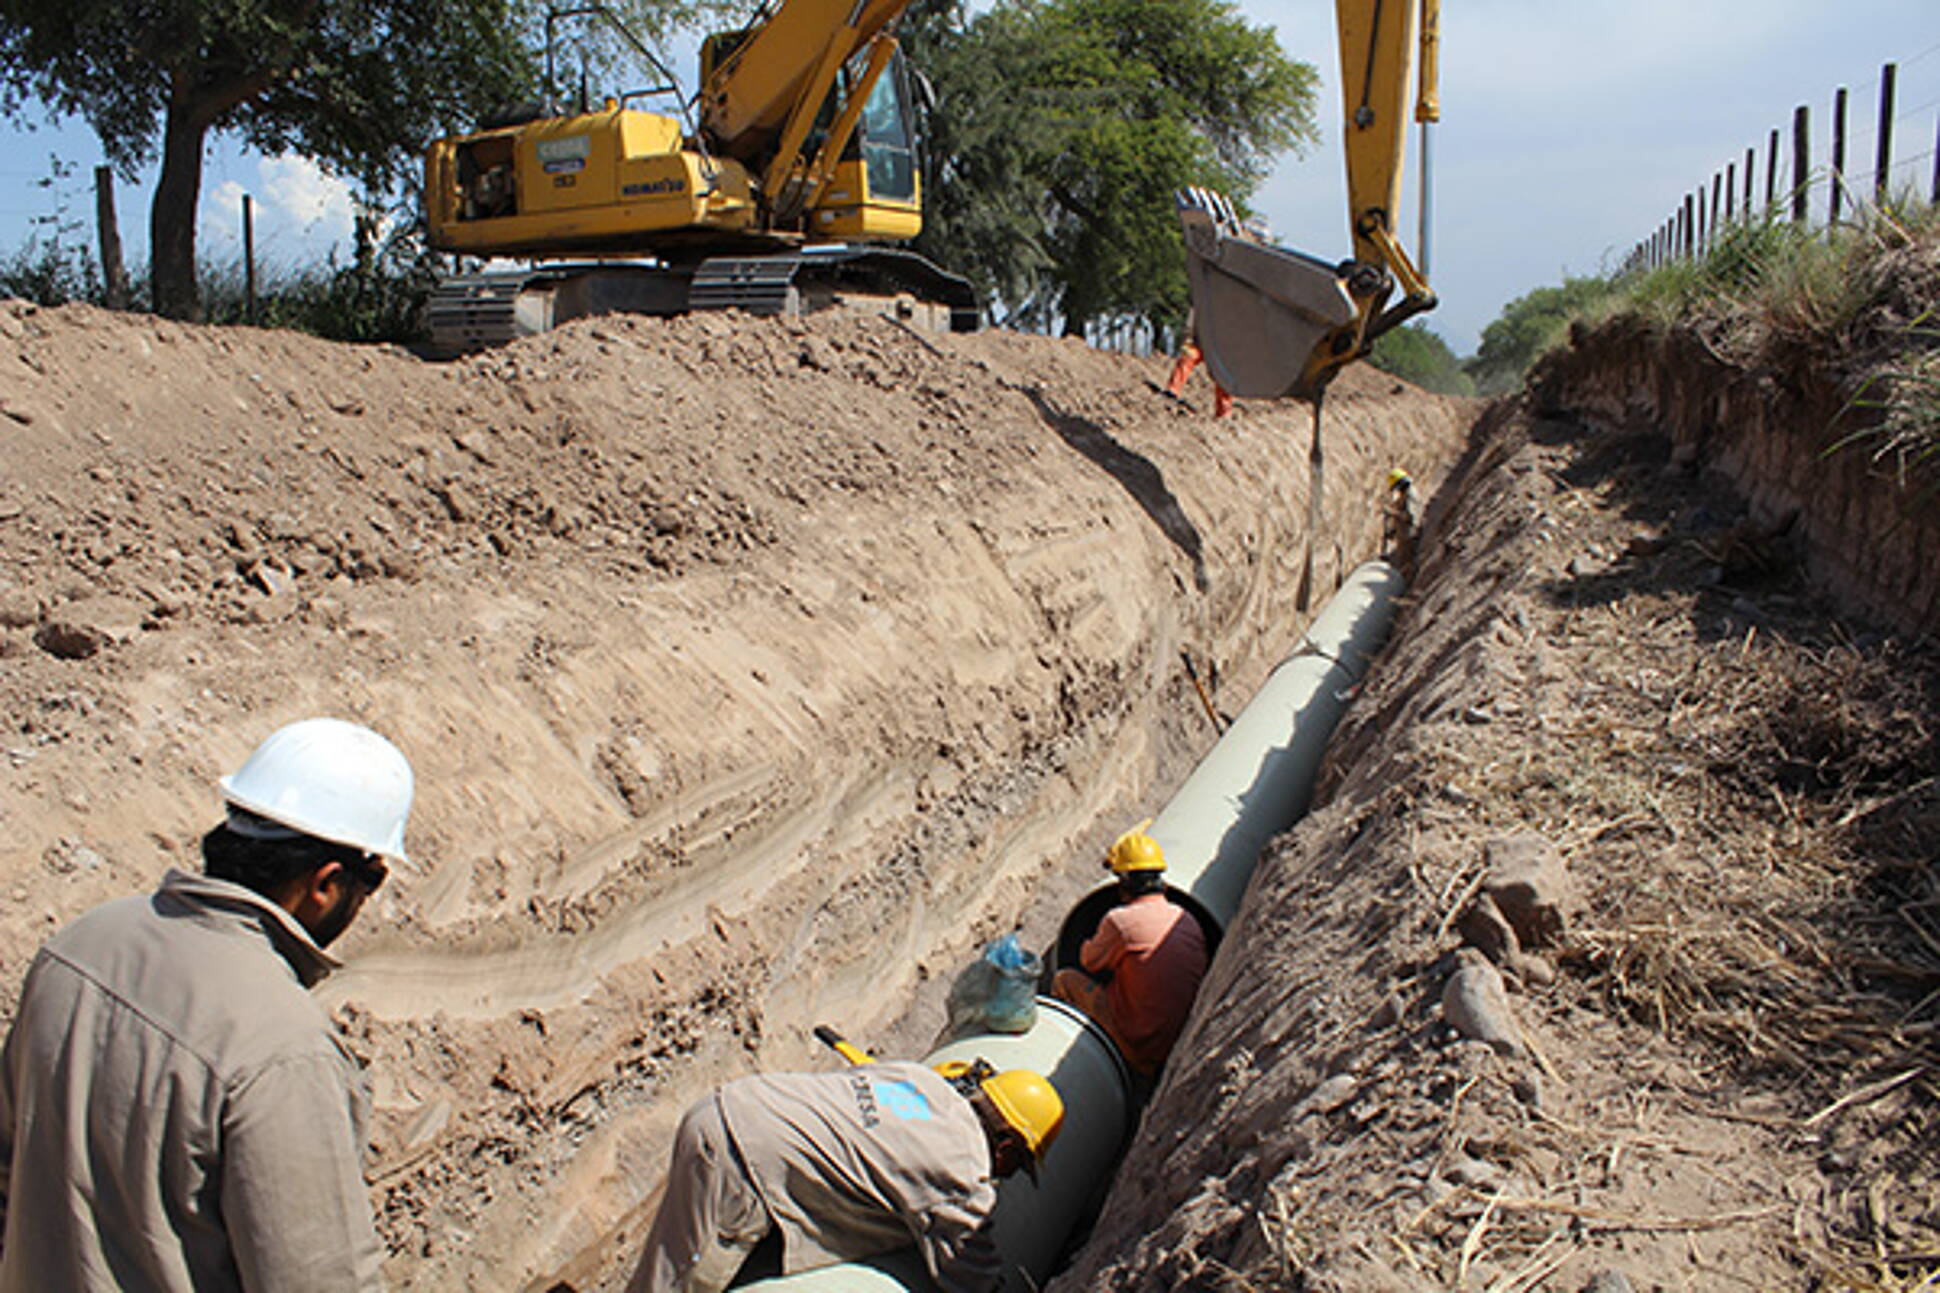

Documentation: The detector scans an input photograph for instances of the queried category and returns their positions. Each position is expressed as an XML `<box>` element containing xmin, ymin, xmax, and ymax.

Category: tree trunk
<box><xmin>151</xmin><ymin>101</ymin><xmax>207</xmax><ymax>320</ymax></box>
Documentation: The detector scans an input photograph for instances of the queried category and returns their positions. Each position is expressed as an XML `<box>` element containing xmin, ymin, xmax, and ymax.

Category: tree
<box><xmin>909</xmin><ymin>0</ymin><xmax>1316</xmax><ymax>338</ymax></box>
<box><xmin>1466</xmin><ymin>277</ymin><xmax>1615</xmax><ymax>395</ymax></box>
<box><xmin>1367</xmin><ymin>323</ymin><xmax>1474</xmax><ymax>396</ymax></box>
<box><xmin>0</xmin><ymin>0</ymin><xmax>550</xmax><ymax>319</ymax></box>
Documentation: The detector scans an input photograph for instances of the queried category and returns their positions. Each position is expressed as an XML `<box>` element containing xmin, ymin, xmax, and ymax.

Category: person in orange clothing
<box><xmin>1051</xmin><ymin>822</ymin><xmax>1209</xmax><ymax>1075</ymax></box>
<box><xmin>1165</xmin><ymin>333</ymin><xmax>1235</xmax><ymax>419</ymax></box>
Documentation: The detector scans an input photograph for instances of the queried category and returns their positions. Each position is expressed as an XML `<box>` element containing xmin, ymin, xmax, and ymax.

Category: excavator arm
<box><xmin>1179</xmin><ymin>0</ymin><xmax>1440</xmax><ymax>401</ymax></box>
<box><xmin>699</xmin><ymin>0</ymin><xmax>914</xmax><ymax>222</ymax></box>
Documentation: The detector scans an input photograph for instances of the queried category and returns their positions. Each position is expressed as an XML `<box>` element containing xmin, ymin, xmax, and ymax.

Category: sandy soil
<box><xmin>0</xmin><ymin>297</ymin><xmax>1469</xmax><ymax>1289</ymax></box>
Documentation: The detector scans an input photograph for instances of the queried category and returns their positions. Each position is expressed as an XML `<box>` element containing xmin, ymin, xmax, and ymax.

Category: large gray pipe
<box><xmin>744</xmin><ymin>561</ymin><xmax>1403</xmax><ymax>1291</ymax></box>
<box><xmin>1137</xmin><ymin>558</ymin><xmax>1404</xmax><ymax>932</ymax></box>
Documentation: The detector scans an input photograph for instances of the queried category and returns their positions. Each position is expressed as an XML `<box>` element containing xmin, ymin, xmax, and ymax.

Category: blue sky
<box><xmin>4</xmin><ymin>2</ymin><xmax>1940</xmax><ymax>352</ymax></box>
<box><xmin>1241</xmin><ymin>0</ymin><xmax>1940</xmax><ymax>349</ymax></box>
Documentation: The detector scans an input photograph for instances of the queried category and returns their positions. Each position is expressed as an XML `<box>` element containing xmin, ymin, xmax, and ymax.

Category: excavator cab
<box><xmin>800</xmin><ymin>46</ymin><xmax>923</xmax><ymax>240</ymax></box>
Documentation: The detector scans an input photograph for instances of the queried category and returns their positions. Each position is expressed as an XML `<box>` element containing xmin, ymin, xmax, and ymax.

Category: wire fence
<box><xmin>1623</xmin><ymin>43</ymin><xmax>1940</xmax><ymax>273</ymax></box>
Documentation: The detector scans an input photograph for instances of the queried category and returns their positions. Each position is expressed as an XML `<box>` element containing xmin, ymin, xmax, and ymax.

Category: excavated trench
<box><xmin>8</xmin><ymin>291</ymin><xmax>1933</xmax><ymax>1292</ymax></box>
<box><xmin>1054</xmin><ymin>319</ymin><xmax>1940</xmax><ymax>1291</ymax></box>
<box><xmin>0</xmin><ymin>300</ymin><xmax>1473</xmax><ymax>1290</ymax></box>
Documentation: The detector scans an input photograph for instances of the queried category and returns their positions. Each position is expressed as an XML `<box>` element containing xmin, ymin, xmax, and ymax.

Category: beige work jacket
<box><xmin>0</xmin><ymin>868</ymin><xmax>382</xmax><ymax>1291</ymax></box>
<box><xmin>717</xmin><ymin>1063</ymin><xmax>1003</xmax><ymax>1291</ymax></box>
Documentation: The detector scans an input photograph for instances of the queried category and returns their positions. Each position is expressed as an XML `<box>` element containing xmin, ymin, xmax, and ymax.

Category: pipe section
<box><xmin>744</xmin><ymin>561</ymin><xmax>1402</xmax><ymax>1291</ymax></box>
<box><xmin>1136</xmin><ymin>558</ymin><xmax>1403</xmax><ymax>932</ymax></box>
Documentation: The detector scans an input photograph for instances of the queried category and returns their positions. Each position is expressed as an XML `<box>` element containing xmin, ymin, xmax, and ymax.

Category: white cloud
<box><xmin>256</xmin><ymin>154</ymin><xmax>357</xmax><ymax>251</ymax></box>
<box><xmin>194</xmin><ymin>154</ymin><xmax>359</xmax><ymax>267</ymax></box>
<box><xmin>200</xmin><ymin>179</ymin><xmax>250</xmax><ymax>251</ymax></box>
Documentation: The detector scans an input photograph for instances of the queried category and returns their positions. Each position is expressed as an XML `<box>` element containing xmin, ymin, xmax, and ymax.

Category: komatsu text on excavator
<box><xmin>1177</xmin><ymin>0</ymin><xmax>1440</xmax><ymax>403</ymax></box>
<box><xmin>423</xmin><ymin>1</ymin><xmax>977</xmax><ymax>353</ymax></box>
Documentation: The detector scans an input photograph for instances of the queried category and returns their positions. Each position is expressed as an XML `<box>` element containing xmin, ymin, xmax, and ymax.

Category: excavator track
<box><xmin>426</xmin><ymin>249</ymin><xmax>979</xmax><ymax>356</ymax></box>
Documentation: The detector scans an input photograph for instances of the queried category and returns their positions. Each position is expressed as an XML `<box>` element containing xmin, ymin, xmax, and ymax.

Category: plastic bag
<box><xmin>941</xmin><ymin>933</ymin><xmax>1042</xmax><ymax>1039</ymax></box>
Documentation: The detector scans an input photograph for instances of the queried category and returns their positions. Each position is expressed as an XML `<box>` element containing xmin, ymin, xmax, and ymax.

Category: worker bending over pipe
<box><xmin>626</xmin><ymin>1045</ymin><xmax>1064</xmax><ymax>1292</ymax></box>
<box><xmin>1051</xmin><ymin>822</ymin><xmax>1209</xmax><ymax>1076</ymax></box>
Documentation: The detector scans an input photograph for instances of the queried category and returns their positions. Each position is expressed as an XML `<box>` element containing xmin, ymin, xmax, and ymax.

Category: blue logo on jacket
<box><xmin>872</xmin><ymin>1079</ymin><xmax>932</xmax><ymax>1121</ymax></box>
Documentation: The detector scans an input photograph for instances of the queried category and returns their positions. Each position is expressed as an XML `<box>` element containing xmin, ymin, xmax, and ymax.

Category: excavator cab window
<box><xmin>856</xmin><ymin>51</ymin><xmax>917</xmax><ymax>202</ymax></box>
<box><xmin>457</xmin><ymin>135</ymin><xmax>518</xmax><ymax>221</ymax></box>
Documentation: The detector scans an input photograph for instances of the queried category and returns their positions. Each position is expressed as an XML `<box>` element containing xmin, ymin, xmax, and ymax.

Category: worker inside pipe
<box><xmin>1050</xmin><ymin>822</ymin><xmax>1210</xmax><ymax>1078</ymax></box>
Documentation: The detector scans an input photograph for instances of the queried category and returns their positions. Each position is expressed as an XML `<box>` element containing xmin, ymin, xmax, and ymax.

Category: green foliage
<box><xmin>1620</xmin><ymin>218</ymin><xmax>1871</xmax><ymax>343</ymax></box>
<box><xmin>0</xmin><ymin>0</ymin><xmax>543</xmax><ymax>181</ymax></box>
<box><xmin>908</xmin><ymin>0</ymin><xmax>1316</xmax><ymax>335</ymax></box>
<box><xmin>1838</xmin><ymin>317</ymin><xmax>1940</xmax><ymax>497</ymax></box>
<box><xmin>1466</xmin><ymin>276</ymin><xmax>1617</xmax><ymax>395</ymax></box>
<box><xmin>0</xmin><ymin>0</ymin><xmax>555</xmax><ymax>314</ymax></box>
<box><xmin>1367</xmin><ymin>323</ymin><xmax>1473</xmax><ymax>396</ymax></box>
<box><xmin>0</xmin><ymin>152</ymin><xmax>104</xmax><ymax>305</ymax></box>
<box><xmin>0</xmin><ymin>235</ymin><xmax>100</xmax><ymax>306</ymax></box>
<box><xmin>198</xmin><ymin>206</ymin><xmax>442</xmax><ymax>344</ymax></box>
<box><xmin>1493</xmin><ymin>201</ymin><xmax>1940</xmax><ymax>496</ymax></box>
<box><xmin>1</xmin><ymin>195</ymin><xmax>442</xmax><ymax>345</ymax></box>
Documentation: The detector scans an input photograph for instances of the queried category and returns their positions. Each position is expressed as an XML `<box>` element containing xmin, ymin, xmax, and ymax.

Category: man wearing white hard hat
<box><xmin>0</xmin><ymin>717</ymin><xmax>412</xmax><ymax>1292</ymax></box>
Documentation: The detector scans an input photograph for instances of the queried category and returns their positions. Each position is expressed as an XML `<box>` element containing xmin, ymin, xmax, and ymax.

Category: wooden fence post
<box><xmin>1830</xmin><ymin>85</ymin><xmax>1848</xmax><ymax>224</ymax></box>
<box><xmin>1875</xmin><ymin>62</ymin><xmax>1896</xmax><ymax>205</ymax></box>
<box><xmin>1683</xmin><ymin>194</ymin><xmax>1695</xmax><ymax>257</ymax></box>
<box><xmin>1743</xmin><ymin>147</ymin><xmax>1754</xmax><ymax>218</ymax></box>
<box><xmin>243</xmin><ymin>195</ymin><xmax>257</xmax><ymax>326</ymax></box>
<box><xmin>1932</xmin><ymin>113</ymin><xmax>1940</xmax><ymax>205</ymax></box>
<box><xmin>1726</xmin><ymin>162</ymin><xmax>1736</xmax><ymax>223</ymax></box>
<box><xmin>1766</xmin><ymin>128</ymin><xmax>1779</xmax><ymax>214</ymax></box>
<box><xmin>1792</xmin><ymin>105</ymin><xmax>1810</xmax><ymax>222</ymax></box>
<box><xmin>93</xmin><ymin>165</ymin><xmax>128</xmax><ymax>311</ymax></box>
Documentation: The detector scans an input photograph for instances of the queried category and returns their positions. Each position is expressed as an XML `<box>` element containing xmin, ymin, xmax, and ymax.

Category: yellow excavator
<box><xmin>422</xmin><ymin>0</ymin><xmax>977</xmax><ymax>353</ymax></box>
<box><xmin>1177</xmin><ymin>0</ymin><xmax>1440</xmax><ymax>403</ymax></box>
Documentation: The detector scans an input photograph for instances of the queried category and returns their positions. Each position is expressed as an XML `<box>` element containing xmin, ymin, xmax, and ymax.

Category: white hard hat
<box><xmin>220</xmin><ymin>718</ymin><xmax>414</xmax><ymax>862</ymax></box>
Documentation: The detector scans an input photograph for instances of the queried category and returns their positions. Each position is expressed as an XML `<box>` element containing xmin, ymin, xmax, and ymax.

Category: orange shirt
<box><xmin>1079</xmin><ymin>894</ymin><xmax>1209</xmax><ymax>1071</ymax></box>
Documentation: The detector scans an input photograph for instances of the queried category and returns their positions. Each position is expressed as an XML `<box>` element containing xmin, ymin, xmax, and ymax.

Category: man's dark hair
<box><xmin>1119</xmin><ymin>869</ymin><xmax>1167</xmax><ymax>898</ymax></box>
<box><xmin>201</xmin><ymin>822</ymin><xmax>350</xmax><ymax>900</ymax></box>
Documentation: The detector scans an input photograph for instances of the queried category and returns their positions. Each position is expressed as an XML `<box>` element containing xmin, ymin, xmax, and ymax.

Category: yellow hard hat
<box><xmin>980</xmin><ymin>1069</ymin><xmax>1064</xmax><ymax>1165</ymax></box>
<box><xmin>1386</xmin><ymin>467</ymin><xmax>1413</xmax><ymax>490</ymax></box>
<box><xmin>1106</xmin><ymin>820</ymin><xmax>1166</xmax><ymax>874</ymax></box>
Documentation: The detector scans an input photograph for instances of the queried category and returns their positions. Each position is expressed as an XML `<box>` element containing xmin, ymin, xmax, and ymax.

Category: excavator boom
<box><xmin>1179</xmin><ymin>0</ymin><xmax>1439</xmax><ymax>401</ymax></box>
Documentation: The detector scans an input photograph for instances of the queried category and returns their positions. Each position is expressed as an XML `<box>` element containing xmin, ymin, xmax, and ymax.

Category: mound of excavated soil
<box><xmin>0</xmin><ymin>298</ymin><xmax>1470</xmax><ymax>1289</ymax></box>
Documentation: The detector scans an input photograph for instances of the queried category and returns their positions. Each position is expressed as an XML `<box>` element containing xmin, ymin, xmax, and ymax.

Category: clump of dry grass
<box><xmin>1566</xmin><ymin>633</ymin><xmax>1939</xmax><ymax>1078</ymax></box>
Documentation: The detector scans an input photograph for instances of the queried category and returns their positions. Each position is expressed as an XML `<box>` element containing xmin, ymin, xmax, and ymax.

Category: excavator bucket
<box><xmin>1176</xmin><ymin>188</ymin><xmax>1359</xmax><ymax>402</ymax></box>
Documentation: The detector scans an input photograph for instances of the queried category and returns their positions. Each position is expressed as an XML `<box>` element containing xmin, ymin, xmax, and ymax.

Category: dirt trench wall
<box><xmin>0</xmin><ymin>300</ymin><xmax>1472</xmax><ymax>1290</ymax></box>
<box><xmin>1530</xmin><ymin>317</ymin><xmax>1940</xmax><ymax>637</ymax></box>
